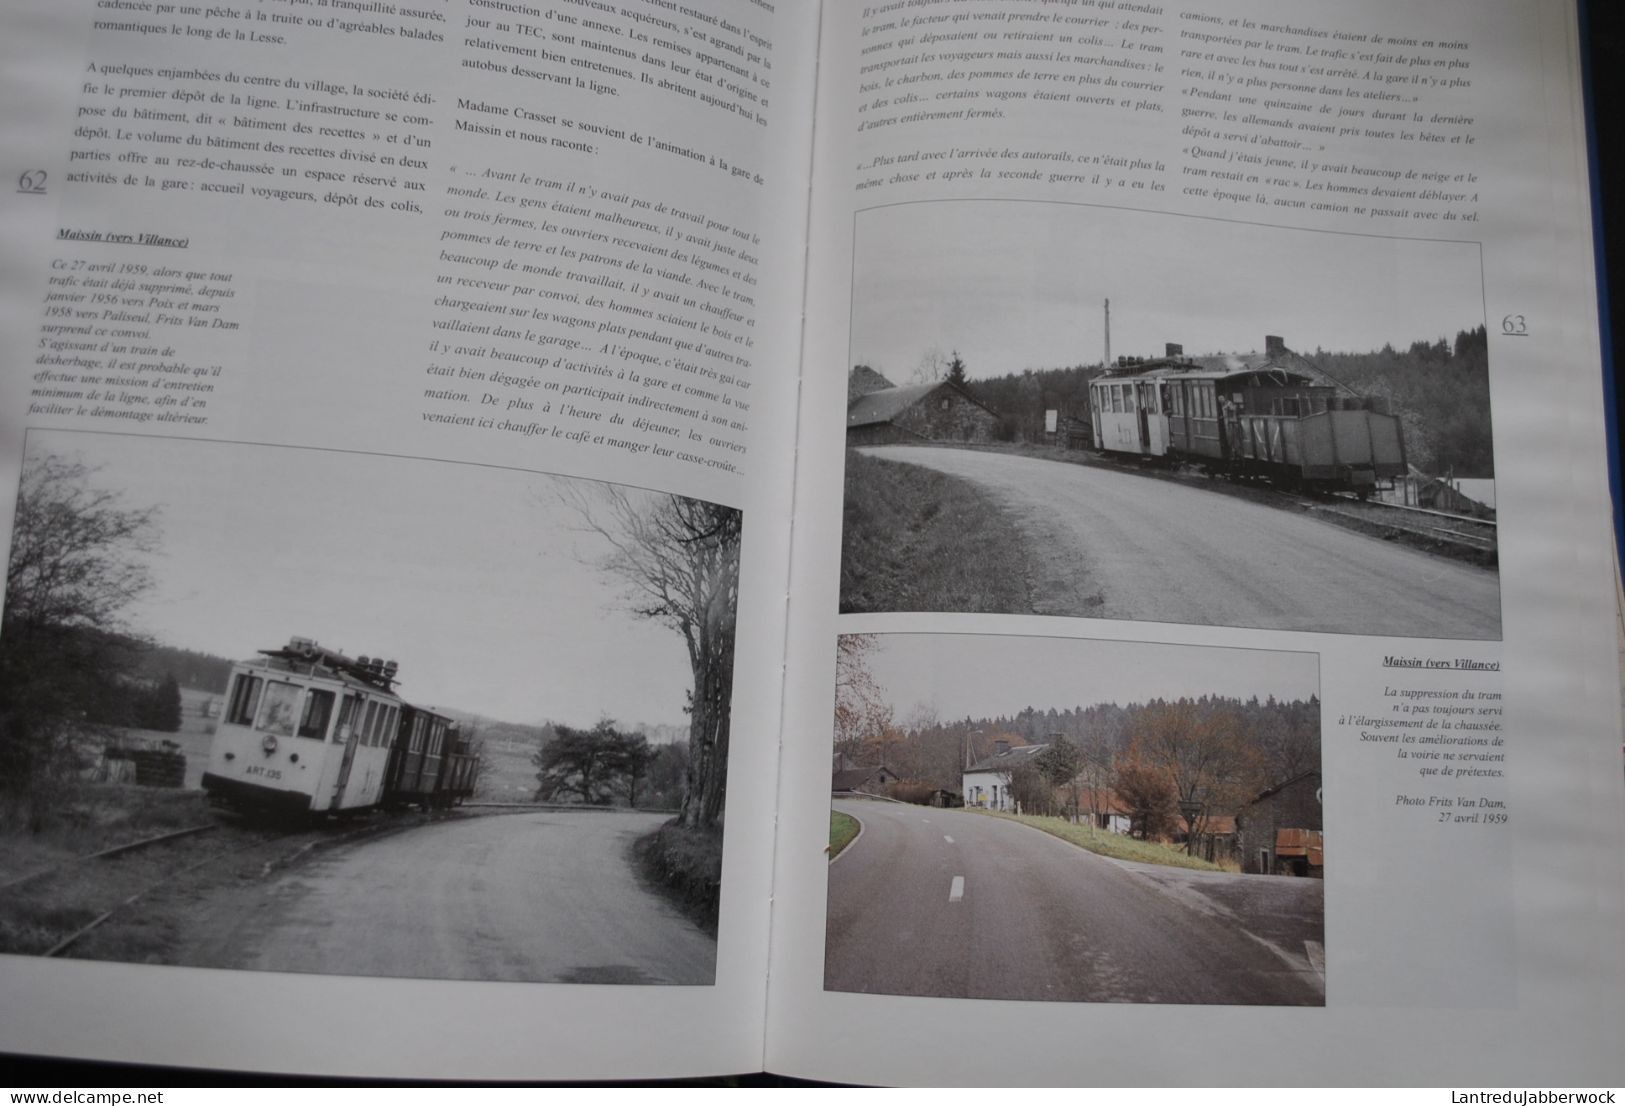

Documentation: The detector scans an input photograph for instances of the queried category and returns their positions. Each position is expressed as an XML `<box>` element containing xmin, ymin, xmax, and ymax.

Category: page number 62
<box><xmin>1501</xmin><ymin>314</ymin><xmax>1528</xmax><ymax>336</ymax></box>
<box><xmin>17</xmin><ymin>169</ymin><xmax>47</xmax><ymax>194</ymax></box>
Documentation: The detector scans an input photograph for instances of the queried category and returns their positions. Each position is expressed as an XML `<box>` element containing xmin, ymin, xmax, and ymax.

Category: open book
<box><xmin>1</xmin><ymin>0</ymin><xmax>1621</xmax><ymax>1086</ymax></box>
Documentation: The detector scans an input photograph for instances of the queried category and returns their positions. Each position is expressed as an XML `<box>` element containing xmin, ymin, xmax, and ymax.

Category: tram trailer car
<box><xmin>203</xmin><ymin>637</ymin><xmax>478</xmax><ymax>815</ymax></box>
<box><xmin>384</xmin><ymin>703</ymin><xmax>479</xmax><ymax>810</ymax></box>
<box><xmin>1089</xmin><ymin>337</ymin><xmax>1407</xmax><ymax>496</ymax></box>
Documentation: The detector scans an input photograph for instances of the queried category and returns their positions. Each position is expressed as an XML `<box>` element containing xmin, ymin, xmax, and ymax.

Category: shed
<box><xmin>832</xmin><ymin>764</ymin><xmax>899</xmax><ymax>795</ymax></box>
<box><xmin>1235</xmin><ymin>770</ymin><xmax>1323</xmax><ymax>876</ymax></box>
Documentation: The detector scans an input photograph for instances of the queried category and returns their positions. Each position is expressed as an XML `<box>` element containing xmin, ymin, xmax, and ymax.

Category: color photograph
<box><xmin>826</xmin><ymin>632</ymin><xmax>1324</xmax><ymax>1006</ymax></box>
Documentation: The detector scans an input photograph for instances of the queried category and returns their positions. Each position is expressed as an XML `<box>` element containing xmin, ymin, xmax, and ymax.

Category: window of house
<box><xmin>227</xmin><ymin>674</ymin><xmax>263</xmax><ymax>726</ymax></box>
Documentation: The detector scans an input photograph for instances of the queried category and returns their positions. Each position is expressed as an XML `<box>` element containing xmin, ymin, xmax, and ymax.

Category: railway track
<box><xmin>1306</xmin><ymin>492</ymin><xmax>1497</xmax><ymax>556</ymax></box>
<box><xmin>1</xmin><ymin>813</ymin><xmax>433</xmax><ymax>960</ymax></box>
<box><xmin>42</xmin><ymin>825</ymin><xmax>285</xmax><ymax>957</ymax></box>
<box><xmin>1065</xmin><ymin>444</ymin><xmax>1498</xmax><ymax>560</ymax></box>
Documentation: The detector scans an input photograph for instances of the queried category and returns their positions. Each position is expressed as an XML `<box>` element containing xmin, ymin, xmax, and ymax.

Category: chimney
<box><xmin>1265</xmin><ymin>335</ymin><xmax>1286</xmax><ymax>360</ymax></box>
<box><xmin>995</xmin><ymin>740</ymin><xmax>1010</xmax><ymax>756</ymax></box>
<box><xmin>1165</xmin><ymin>342</ymin><xmax>1183</xmax><ymax>358</ymax></box>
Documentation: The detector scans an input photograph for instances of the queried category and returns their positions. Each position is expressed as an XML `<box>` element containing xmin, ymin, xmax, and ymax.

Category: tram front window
<box><xmin>298</xmin><ymin>689</ymin><xmax>336</xmax><ymax>740</ymax></box>
<box><xmin>257</xmin><ymin>681</ymin><xmax>301</xmax><ymax>738</ymax></box>
<box><xmin>226</xmin><ymin>674</ymin><xmax>263</xmax><ymax>726</ymax></box>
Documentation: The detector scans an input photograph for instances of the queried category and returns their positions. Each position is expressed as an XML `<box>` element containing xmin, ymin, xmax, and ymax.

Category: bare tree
<box><xmin>910</xmin><ymin>346</ymin><xmax>947</xmax><ymax>385</ymax></box>
<box><xmin>566</xmin><ymin>488</ymin><xmax>740</xmax><ymax>829</ymax></box>
<box><xmin>833</xmin><ymin>633</ymin><xmax>890</xmax><ymax>764</ymax></box>
<box><xmin>1127</xmin><ymin>697</ymin><xmax>1266</xmax><ymax>853</ymax></box>
<box><xmin>1</xmin><ymin>453</ymin><xmax>158</xmax><ymax>813</ymax></box>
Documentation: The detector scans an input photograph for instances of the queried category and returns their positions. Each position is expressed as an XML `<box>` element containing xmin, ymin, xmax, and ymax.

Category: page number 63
<box><xmin>1501</xmin><ymin>314</ymin><xmax>1528</xmax><ymax>336</ymax></box>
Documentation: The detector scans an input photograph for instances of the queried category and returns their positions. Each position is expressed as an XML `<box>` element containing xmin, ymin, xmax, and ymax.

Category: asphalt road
<box><xmin>857</xmin><ymin>445</ymin><xmax>1501</xmax><ymax>638</ymax></box>
<box><xmin>825</xmin><ymin>799</ymin><xmax>1325</xmax><ymax>1005</ymax></box>
<box><xmin>234</xmin><ymin>810</ymin><xmax>715</xmax><ymax>984</ymax></box>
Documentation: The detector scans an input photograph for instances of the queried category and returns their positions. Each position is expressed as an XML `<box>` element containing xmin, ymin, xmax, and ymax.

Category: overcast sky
<box><xmin>849</xmin><ymin>201</ymin><xmax>1485</xmax><ymax>382</ymax></box>
<box><xmin>23</xmin><ymin>431</ymin><xmax>701</xmax><ymax>727</ymax></box>
<box><xmin>854</xmin><ymin>632</ymin><xmax>1319</xmax><ymax>720</ymax></box>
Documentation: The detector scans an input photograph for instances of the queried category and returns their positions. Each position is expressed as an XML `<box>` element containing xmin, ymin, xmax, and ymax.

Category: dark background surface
<box><xmin>1584</xmin><ymin>0</ymin><xmax>1624</xmax><ymax>545</ymax></box>
<box><xmin>6</xmin><ymin>4</ymin><xmax>1625</xmax><ymax>1091</ymax></box>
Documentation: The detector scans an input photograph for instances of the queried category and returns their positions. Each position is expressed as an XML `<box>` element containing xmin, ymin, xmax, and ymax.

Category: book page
<box><xmin>768</xmin><ymin>0</ymin><xmax>1624</xmax><ymax>1085</ymax></box>
<box><xmin>0</xmin><ymin>0</ymin><xmax>817</xmax><ymax>1080</ymax></box>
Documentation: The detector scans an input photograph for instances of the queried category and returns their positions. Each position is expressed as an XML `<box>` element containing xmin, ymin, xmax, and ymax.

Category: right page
<box><xmin>767</xmin><ymin>0</ymin><xmax>1624</xmax><ymax>1085</ymax></box>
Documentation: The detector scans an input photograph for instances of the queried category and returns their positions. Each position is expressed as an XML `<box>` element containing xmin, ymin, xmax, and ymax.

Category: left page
<box><xmin>0</xmin><ymin>0</ymin><xmax>817</xmax><ymax>1080</ymax></box>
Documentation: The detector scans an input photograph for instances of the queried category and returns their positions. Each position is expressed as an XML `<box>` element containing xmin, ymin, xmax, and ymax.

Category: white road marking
<box><xmin>948</xmin><ymin>875</ymin><xmax>965</xmax><ymax>902</ymax></box>
<box><xmin>943</xmin><ymin>835</ymin><xmax>954</xmax><ymax>844</ymax></box>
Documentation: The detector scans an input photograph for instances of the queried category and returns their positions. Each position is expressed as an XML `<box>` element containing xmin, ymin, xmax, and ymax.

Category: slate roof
<box><xmin>846</xmin><ymin>379</ymin><xmax>1003</xmax><ymax>429</ymax></box>
<box><xmin>832</xmin><ymin>765</ymin><xmax>893</xmax><ymax>792</ymax></box>
<box><xmin>845</xmin><ymin>381</ymin><xmax>945</xmax><ymax>428</ymax></box>
<box><xmin>964</xmin><ymin>744</ymin><xmax>1049</xmax><ymax>774</ymax></box>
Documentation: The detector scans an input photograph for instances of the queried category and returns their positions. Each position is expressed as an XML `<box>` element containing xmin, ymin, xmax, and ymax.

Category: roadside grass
<box><xmin>975</xmin><ymin>810</ymin><xmax>1232</xmax><ymax>872</ymax></box>
<box><xmin>828</xmin><ymin>810</ymin><xmax>860</xmax><ymax>859</ymax></box>
<box><xmin>635</xmin><ymin>820</ymin><xmax>723</xmax><ymax>936</ymax></box>
<box><xmin>840</xmin><ymin>449</ymin><xmax>1033</xmax><ymax>614</ymax></box>
<box><xmin>0</xmin><ymin>783</ymin><xmax>214</xmax><ymax>884</ymax></box>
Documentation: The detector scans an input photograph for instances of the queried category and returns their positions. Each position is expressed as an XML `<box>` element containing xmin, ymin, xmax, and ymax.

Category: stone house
<box><xmin>846</xmin><ymin>367</ymin><xmax>1002</xmax><ymax>446</ymax></box>
<box><xmin>832</xmin><ymin>764</ymin><xmax>899</xmax><ymax>795</ymax></box>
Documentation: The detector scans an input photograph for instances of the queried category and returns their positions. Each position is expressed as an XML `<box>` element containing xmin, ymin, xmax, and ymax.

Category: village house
<box><xmin>1235</xmin><ymin>770</ymin><xmax>1324</xmax><ymax>876</ymax></box>
<box><xmin>846</xmin><ymin>366</ymin><xmax>1002</xmax><ymax>447</ymax></box>
<box><xmin>961</xmin><ymin>741</ymin><xmax>1048</xmax><ymax>812</ymax></box>
<box><xmin>831</xmin><ymin>763</ymin><xmax>899</xmax><ymax>796</ymax></box>
<box><xmin>1074</xmin><ymin>785</ymin><xmax>1133</xmax><ymax>835</ymax></box>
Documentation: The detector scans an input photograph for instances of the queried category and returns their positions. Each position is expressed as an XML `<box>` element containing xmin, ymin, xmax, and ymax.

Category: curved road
<box><xmin>231</xmin><ymin>811</ymin><xmax>715</xmax><ymax>984</ymax></box>
<box><xmin>857</xmin><ymin>446</ymin><xmax>1500</xmax><ymax>638</ymax></box>
<box><xmin>825</xmin><ymin>799</ymin><xmax>1324</xmax><ymax>1005</ymax></box>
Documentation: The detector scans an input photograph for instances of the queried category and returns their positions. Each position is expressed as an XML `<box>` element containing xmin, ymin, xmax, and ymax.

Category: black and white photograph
<box><xmin>840</xmin><ymin>201</ymin><xmax>1501</xmax><ymax>639</ymax></box>
<box><xmin>825</xmin><ymin>632</ymin><xmax>1324</xmax><ymax>1006</ymax></box>
<box><xmin>0</xmin><ymin>430</ymin><xmax>740</xmax><ymax>984</ymax></box>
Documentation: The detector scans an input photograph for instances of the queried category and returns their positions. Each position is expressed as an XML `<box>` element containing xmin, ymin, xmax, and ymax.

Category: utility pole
<box><xmin>1103</xmin><ymin>297</ymin><xmax>1111</xmax><ymax>368</ymax></box>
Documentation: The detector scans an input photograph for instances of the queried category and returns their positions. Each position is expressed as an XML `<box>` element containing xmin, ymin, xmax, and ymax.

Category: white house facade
<box><xmin>961</xmin><ymin>743</ymin><xmax>1048</xmax><ymax>812</ymax></box>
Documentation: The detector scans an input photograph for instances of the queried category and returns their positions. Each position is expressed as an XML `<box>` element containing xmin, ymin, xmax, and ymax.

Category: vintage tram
<box><xmin>203</xmin><ymin>636</ymin><xmax>477</xmax><ymax>816</ymax></box>
<box><xmin>1089</xmin><ymin>339</ymin><xmax>1407</xmax><ymax>496</ymax></box>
